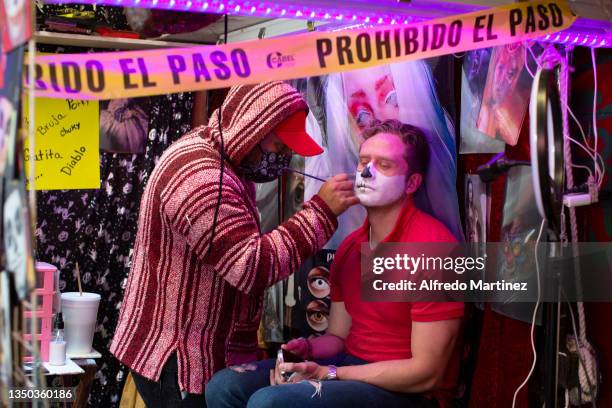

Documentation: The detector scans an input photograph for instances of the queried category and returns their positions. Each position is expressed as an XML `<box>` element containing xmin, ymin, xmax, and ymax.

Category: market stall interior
<box><xmin>0</xmin><ymin>0</ymin><xmax>611</xmax><ymax>407</ymax></box>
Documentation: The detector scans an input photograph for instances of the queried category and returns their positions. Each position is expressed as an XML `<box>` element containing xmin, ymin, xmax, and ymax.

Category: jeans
<box><xmin>205</xmin><ymin>354</ymin><xmax>438</xmax><ymax>408</ymax></box>
<box><xmin>131</xmin><ymin>353</ymin><xmax>206</xmax><ymax>408</ymax></box>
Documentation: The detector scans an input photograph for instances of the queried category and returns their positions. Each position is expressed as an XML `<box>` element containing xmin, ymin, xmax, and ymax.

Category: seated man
<box><xmin>206</xmin><ymin>119</ymin><xmax>464</xmax><ymax>408</ymax></box>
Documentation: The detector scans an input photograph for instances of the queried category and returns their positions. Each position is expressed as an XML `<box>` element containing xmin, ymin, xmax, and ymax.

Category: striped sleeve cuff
<box><xmin>307</xmin><ymin>195</ymin><xmax>339</xmax><ymax>232</ymax></box>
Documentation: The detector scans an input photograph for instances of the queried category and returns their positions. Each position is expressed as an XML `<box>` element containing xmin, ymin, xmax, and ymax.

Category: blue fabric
<box><xmin>205</xmin><ymin>354</ymin><xmax>437</xmax><ymax>408</ymax></box>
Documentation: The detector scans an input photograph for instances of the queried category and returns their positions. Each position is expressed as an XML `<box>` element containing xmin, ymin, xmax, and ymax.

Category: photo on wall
<box><xmin>0</xmin><ymin>96</ymin><xmax>15</xmax><ymax>179</ymax></box>
<box><xmin>465</xmin><ymin>174</ymin><xmax>489</xmax><ymax>246</ymax></box>
<box><xmin>0</xmin><ymin>45</ymin><xmax>24</xmax><ymax>180</ymax></box>
<box><xmin>460</xmin><ymin>44</ymin><xmax>537</xmax><ymax>153</ymax></box>
<box><xmin>3</xmin><ymin>180</ymin><xmax>35</xmax><ymax>301</ymax></box>
<box><xmin>291</xmin><ymin>250</ymin><xmax>334</xmax><ymax>338</ymax></box>
<box><xmin>476</xmin><ymin>43</ymin><xmax>532</xmax><ymax>146</ymax></box>
<box><xmin>493</xmin><ymin>166</ymin><xmax>543</xmax><ymax>323</ymax></box>
<box><xmin>0</xmin><ymin>271</ymin><xmax>13</xmax><ymax>406</ymax></box>
<box><xmin>99</xmin><ymin>98</ymin><xmax>150</xmax><ymax>154</ymax></box>
<box><xmin>459</xmin><ymin>48</ymin><xmax>505</xmax><ymax>154</ymax></box>
<box><xmin>0</xmin><ymin>46</ymin><xmax>5</xmax><ymax>89</ymax></box>
<box><xmin>0</xmin><ymin>0</ymin><xmax>32</xmax><ymax>52</ymax></box>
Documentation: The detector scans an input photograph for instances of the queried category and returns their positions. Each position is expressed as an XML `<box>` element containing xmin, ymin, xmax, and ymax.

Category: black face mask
<box><xmin>240</xmin><ymin>145</ymin><xmax>292</xmax><ymax>183</ymax></box>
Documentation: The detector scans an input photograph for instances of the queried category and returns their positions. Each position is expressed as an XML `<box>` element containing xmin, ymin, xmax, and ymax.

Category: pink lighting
<box><xmin>40</xmin><ymin>0</ymin><xmax>611</xmax><ymax>48</ymax></box>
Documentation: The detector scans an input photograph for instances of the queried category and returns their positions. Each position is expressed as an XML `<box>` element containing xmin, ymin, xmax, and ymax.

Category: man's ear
<box><xmin>405</xmin><ymin>173</ymin><xmax>423</xmax><ymax>195</ymax></box>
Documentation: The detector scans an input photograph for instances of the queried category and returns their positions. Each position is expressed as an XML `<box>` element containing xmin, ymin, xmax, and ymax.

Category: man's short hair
<box><xmin>361</xmin><ymin>119</ymin><xmax>429</xmax><ymax>177</ymax></box>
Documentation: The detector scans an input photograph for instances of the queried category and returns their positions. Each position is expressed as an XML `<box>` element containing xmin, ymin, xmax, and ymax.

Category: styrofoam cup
<box><xmin>61</xmin><ymin>292</ymin><xmax>100</xmax><ymax>355</ymax></box>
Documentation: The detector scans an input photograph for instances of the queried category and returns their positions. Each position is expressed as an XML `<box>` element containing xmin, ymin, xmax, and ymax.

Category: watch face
<box><xmin>326</xmin><ymin>365</ymin><xmax>337</xmax><ymax>380</ymax></box>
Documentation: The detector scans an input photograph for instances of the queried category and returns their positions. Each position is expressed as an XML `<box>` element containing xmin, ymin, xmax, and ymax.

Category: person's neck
<box><xmin>367</xmin><ymin>195</ymin><xmax>413</xmax><ymax>247</ymax></box>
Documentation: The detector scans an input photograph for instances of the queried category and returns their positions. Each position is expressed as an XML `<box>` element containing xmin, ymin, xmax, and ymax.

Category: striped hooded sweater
<box><xmin>110</xmin><ymin>82</ymin><xmax>338</xmax><ymax>394</ymax></box>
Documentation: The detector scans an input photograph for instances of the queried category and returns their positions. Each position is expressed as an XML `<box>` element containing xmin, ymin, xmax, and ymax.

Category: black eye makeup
<box><xmin>385</xmin><ymin>90</ymin><xmax>398</xmax><ymax>107</ymax></box>
<box><xmin>356</xmin><ymin>109</ymin><xmax>374</xmax><ymax>127</ymax></box>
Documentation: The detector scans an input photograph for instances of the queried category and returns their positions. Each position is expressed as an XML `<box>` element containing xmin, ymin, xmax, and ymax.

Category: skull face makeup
<box><xmin>354</xmin><ymin>163</ymin><xmax>406</xmax><ymax>207</ymax></box>
<box><xmin>3</xmin><ymin>187</ymin><xmax>28</xmax><ymax>298</ymax></box>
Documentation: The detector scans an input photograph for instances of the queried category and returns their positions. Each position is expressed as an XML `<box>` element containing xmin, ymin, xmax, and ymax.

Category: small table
<box><xmin>40</xmin><ymin>349</ymin><xmax>101</xmax><ymax>408</ymax></box>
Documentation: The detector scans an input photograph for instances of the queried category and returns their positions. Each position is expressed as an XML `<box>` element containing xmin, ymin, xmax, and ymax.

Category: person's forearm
<box><xmin>308</xmin><ymin>334</ymin><xmax>345</xmax><ymax>360</ymax></box>
<box><xmin>336</xmin><ymin>358</ymin><xmax>441</xmax><ymax>394</ymax></box>
<box><xmin>205</xmin><ymin>194</ymin><xmax>337</xmax><ymax>294</ymax></box>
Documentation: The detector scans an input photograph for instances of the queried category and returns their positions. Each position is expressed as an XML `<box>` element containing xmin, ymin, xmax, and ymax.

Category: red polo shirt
<box><xmin>330</xmin><ymin>200</ymin><xmax>464</xmax><ymax>403</ymax></box>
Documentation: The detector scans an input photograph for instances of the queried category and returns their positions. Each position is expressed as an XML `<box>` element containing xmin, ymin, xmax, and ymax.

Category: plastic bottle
<box><xmin>49</xmin><ymin>312</ymin><xmax>66</xmax><ymax>366</ymax></box>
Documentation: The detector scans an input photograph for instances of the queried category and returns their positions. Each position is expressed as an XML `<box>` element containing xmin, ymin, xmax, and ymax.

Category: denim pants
<box><xmin>131</xmin><ymin>353</ymin><xmax>207</xmax><ymax>408</ymax></box>
<box><xmin>205</xmin><ymin>354</ymin><xmax>438</xmax><ymax>408</ymax></box>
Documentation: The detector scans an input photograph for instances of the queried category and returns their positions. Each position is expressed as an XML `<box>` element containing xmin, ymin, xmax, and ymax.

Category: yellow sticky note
<box><xmin>23</xmin><ymin>98</ymin><xmax>100</xmax><ymax>190</ymax></box>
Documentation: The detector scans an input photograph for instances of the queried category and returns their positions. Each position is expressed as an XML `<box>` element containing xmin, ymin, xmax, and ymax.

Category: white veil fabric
<box><xmin>305</xmin><ymin>59</ymin><xmax>464</xmax><ymax>249</ymax></box>
<box><xmin>305</xmin><ymin>73</ymin><xmax>367</xmax><ymax>249</ymax></box>
<box><xmin>390</xmin><ymin>61</ymin><xmax>464</xmax><ymax>241</ymax></box>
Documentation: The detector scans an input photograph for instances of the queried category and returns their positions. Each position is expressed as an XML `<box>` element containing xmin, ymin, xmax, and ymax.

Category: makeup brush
<box><xmin>283</xmin><ymin>168</ymin><xmax>327</xmax><ymax>182</ymax></box>
<box><xmin>283</xmin><ymin>168</ymin><xmax>357</xmax><ymax>183</ymax></box>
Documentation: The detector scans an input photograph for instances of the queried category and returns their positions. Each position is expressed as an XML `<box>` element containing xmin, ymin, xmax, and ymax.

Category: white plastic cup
<box><xmin>61</xmin><ymin>292</ymin><xmax>101</xmax><ymax>355</ymax></box>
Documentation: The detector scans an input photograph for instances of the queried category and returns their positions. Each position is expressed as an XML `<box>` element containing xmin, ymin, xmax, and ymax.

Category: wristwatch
<box><xmin>325</xmin><ymin>365</ymin><xmax>338</xmax><ymax>381</ymax></box>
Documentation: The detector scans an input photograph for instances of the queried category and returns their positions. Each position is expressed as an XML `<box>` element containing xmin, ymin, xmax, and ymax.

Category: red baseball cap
<box><xmin>274</xmin><ymin>110</ymin><xmax>323</xmax><ymax>156</ymax></box>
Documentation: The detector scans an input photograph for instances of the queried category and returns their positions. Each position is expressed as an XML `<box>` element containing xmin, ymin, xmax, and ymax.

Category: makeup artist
<box><xmin>110</xmin><ymin>81</ymin><xmax>359</xmax><ymax>407</ymax></box>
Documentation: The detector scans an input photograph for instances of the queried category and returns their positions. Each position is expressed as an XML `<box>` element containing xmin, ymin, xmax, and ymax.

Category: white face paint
<box><xmin>354</xmin><ymin>163</ymin><xmax>406</xmax><ymax>207</ymax></box>
<box><xmin>3</xmin><ymin>188</ymin><xmax>26</xmax><ymax>298</ymax></box>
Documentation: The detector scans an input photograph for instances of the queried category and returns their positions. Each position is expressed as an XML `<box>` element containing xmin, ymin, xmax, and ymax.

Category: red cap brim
<box><xmin>274</xmin><ymin>111</ymin><xmax>324</xmax><ymax>157</ymax></box>
<box><xmin>276</xmin><ymin>131</ymin><xmax>324</xmax><ymax>156</ymax></box>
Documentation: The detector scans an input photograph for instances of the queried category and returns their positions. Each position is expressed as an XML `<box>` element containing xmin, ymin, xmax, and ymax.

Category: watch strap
<box><xmin>325</xmin><ymin>365</ymin><xmax>338</xmax><ymax>381</ymax></box>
